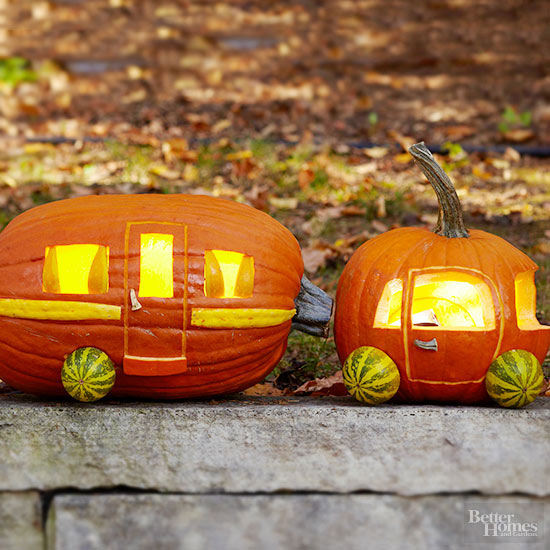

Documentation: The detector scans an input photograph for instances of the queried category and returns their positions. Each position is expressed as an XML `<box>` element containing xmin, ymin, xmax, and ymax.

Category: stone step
<box><xmin>3</xmin><ymin>491</ymin><xmax>548</xmax><ymax>550</ymax></box>
<box><xmin>0</xmin><ymin>491</ymin><xmax>43</xmax><ymax>550</ymax></box>
<box><xmin>46</xmin><ymin>493</ymin><xmax>550</xmax><ymax>550</ymax></box>
<box><xmin>0</xmin><ymin>393</ymin><xmax>548</xmax><ymax>496</ymax></box>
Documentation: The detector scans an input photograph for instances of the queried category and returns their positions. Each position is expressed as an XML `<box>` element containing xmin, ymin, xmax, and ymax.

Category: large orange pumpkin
<box><xmin>334</xmin><ymin>143</ymin><xmax>550</xmax><ymax>404</ymax></box>
<box><xmin>0</xmin><ymin>194</ymin><xmax>331</xmax><ymax>399</ymax></box>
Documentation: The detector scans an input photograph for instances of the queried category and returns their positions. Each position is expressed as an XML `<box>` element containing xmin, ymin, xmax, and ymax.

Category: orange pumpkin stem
<box><xmin>409</xmin><ymin>142</ymin><xmax>469</xmax><ymax>239</ymax></box>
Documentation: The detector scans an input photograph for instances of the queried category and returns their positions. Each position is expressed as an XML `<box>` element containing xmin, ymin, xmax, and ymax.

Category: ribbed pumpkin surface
<box><xmin>485</xmin><ymin>350</ymin><xmax>543</xmax><ymax>408</ymax></box>
<box><xmin>335</xmin><ymin>227</ymin><xmax>550</xmax><ymax>404</ymax></box>
<box><xmin>342</xmin><ymin>346</ymin><xmax>400</xmax><ymax>404</ymax></box>
<box><xmin>0</xmin><ymin>194</ymin><xmax>303</xmax><ymax>398</ymax></box>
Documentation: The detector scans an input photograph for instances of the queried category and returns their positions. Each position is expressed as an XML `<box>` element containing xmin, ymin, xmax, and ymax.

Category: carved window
<box><xmin>43</xmin><ymin>244</ymin><xmax>109</xmax><ymax>294</ymax></box>
<box><xmin>204</xmin><ymin>250</ymin><xmax>254</xmax><ymax>298</ymax></box>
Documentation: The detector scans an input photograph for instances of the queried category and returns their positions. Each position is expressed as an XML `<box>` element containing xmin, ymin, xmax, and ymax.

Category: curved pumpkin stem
<box><xmin>292</xmin><ymin>276</ymin><xmax>333</xmax><ymax>337</ymax></box>
<box><xmin>409</xmin><ymin>142</ymin><xmax>469</xmax><ymax>239</ymax></box>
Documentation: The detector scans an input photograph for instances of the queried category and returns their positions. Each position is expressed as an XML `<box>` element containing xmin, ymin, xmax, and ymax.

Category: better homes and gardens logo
<box><xmin>464</xmin><ymin>499</ymin><xmax>545</xmax><ymax>544</ymax></box>
<box><xmin>468</xmin><ymin>509</ymin><xmax>538</xmax><ymax>537</ymax></box>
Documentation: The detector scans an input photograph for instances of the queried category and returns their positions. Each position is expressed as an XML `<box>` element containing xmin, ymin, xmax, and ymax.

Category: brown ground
<box><xmin>5</xmin><ymin>0</ymin><xmax>550</xmax><ymax>145</ymax></box>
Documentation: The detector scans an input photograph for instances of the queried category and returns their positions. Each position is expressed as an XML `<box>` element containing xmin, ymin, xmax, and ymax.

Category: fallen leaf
<box><xmin>242</xmin><ymin>383</ymin><xmax>285</xmax><ymax>396</ymax></box>
<box><xmin>393</xmin><ymin>152</ymin><xmax>412</xmax><ymax>164</ymax></box>
<box><xmin>231</xmin><ymin>157</ymin><xmax>257</xmax><ymax>178</ymax></box>
<box><xmin>333</xmin><ymin>231</ymin><xmax>370</xmax><ymax>250</ymax></box>
<box><xmin>298</xmin><ymin>166</ymin><xmax>315</xmax><ymax>189</ymax></box>
<box><xmin>353</xmin><ymin>162</ymin><xmax>377</xmax><ymax>175</ymax></box>
<box><xmin>443</xmin><ymin>125</ymin><xmax>476</xmax><ymax>140</ymax></box>
<box><xmin>226</xmin><ymin>150</ymin><xmax>252</xmax><ymax>161</ymax></box>
<box><xmin>293</xmin><ymin>371</ymin><xmax>348</xmax><ymax>396</ymax></box>
<box><xmin>375</xmin><ymin>195</ymin><xmax>386</xmax><ymax>218</ymax></box>
<box><xmin>502</xmin><ymin>129</ymin><xmax>535</xmax><ymax>143</ymax></box>
<box><xmin>122</xmin><ymin>89</ymin><xmax>147</xmax><ymax>104</ymax></box>
<box><xmin>269</xmin><ymin>196</ymin><xmax>299</xmax><ymax>210</ymax></box>
<box><xmin>372</xmin><ymin>219</ymin><xmax>389</xmax><ymax>233</ymax></box>
<box><xmin>317</xmin><ymin>206</ymin><xmax>345</xmax><ymax>222</ymax></box>
<box><xmin>212</xmin><ymin>119</ymin><xmax>231</xmax><ymax>133</ymax></box>
<box><xmin>364</xmin><ymin>147</ymin><xmax>389</xmax><ymax>159</ymax></box>
<box><xmin>388</xmin><ymin>130</ymin><xmax>416</xmax><ymax>152</ymax></box>
<box><xmin>23</xmin><ymin>143</ymin><xmax>55</xmax><ymax>154</ymax></box>
<box><xmin>183</xmin><ymin>164</ymin><xmax>198</xmax><ymax>182</ymax></box>
<box><xmin>341</xmin><ymin>205</ymin><xmax>367</xmax><ymax>216</ymax></box>
<box><xmin>245</xmin><ymin>185</ymin><xmax>270</xmax><ymax>211</ymax></box>
<box><xmin>503</xmin><ymin>147</ymin><xmax>521</xmax><ymax>163</ymax></box>
<box><xmin>472</xmin><ymin>165</ymin><xmax>492</xmax><ymax>180</ymax></box>
<box><xmin>149</xmin><ymin>165</ymin><xmax>181</xmax><ymax>180</ymax></box>
<box><xmin>161</xmin><ymin>138</ymin><xmax>189</xmax><ymax>162</ymax></box>
<box><xmin>302</xmin><ymin>241</ymin><xmax>336</xmax><ymax>273</ymax></box>
<box><xmin>533</xmin><ymin>242</ymin><xmax>550</xmax><ymax>255</ymax></box>
<box><xmin>486</xmin><ymin>158</ymin><xmax>510</xmax><ymax>170</ymax></box>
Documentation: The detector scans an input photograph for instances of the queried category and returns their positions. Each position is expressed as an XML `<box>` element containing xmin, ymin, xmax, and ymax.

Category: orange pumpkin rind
<box><xmin>334</xmin><ymin>143</ymin><xmax>550</xmax><ymax>405</ymax></box>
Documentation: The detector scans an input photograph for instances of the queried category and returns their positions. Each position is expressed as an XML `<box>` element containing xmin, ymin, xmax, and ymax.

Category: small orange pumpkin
<box><xmin>0</xmin><ymin>194</ymin><xmax>332</xmax><ymax>399</ymax></box>
<box><xmin>334</xmin><ymin>143</ymin><xmax>550</xmax><ymax>404</ymax></box>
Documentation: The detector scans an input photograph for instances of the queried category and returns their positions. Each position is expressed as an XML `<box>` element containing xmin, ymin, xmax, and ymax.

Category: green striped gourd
<box><xmin>342</xmin><ymin>346</ymin><xmax>400</xmax><ymax>404</ymax></box>
<box><xmin>61</xmin><ymin>347</ymin><xmax>116</xmax><ymax>402</ymax></box>
<box><xmin>485</xmin><ymin>349</ymin><xmax>544</xmax><ymax>408</ymax></box>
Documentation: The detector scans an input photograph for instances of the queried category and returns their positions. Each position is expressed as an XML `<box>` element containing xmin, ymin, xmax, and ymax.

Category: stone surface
<box><xmin>47</xmin><ymin>494</ymin><xmax>549</xmax><ymax>550</ymax></box>
<box><xmin>0</xmin><ymin>393</ymin><xmax>548</xmax><ymax>496</ymax></box>
<box><xmin>0</xmin><ymin>491</ymin><xmax>43</xmax><ymax>550</ymax></box>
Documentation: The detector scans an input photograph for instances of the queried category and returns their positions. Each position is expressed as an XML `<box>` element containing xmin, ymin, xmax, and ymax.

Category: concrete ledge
<box><xmin>0</xmin><ymin>394</ymin><xmax>548</xmax><ymax>496</ymax></box>
<box><xmin>47</xmin><ymin>494</ymin><xmax>549</xmax><ymax>550</ymax></box>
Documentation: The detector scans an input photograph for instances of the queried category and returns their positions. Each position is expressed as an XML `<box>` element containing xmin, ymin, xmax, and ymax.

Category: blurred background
<box><xmin>2</xmin><ymin>0</ymin><xmax>549</xmax><ymax>390</ymax></box>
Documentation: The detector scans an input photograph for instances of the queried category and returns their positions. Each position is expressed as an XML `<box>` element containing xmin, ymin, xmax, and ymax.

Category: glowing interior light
<box><xmin>515</xmin><ymin>271</ymin><xmax>541</xmax><ymax>329</ymax></box>
<box><xmin>204</xmin><ymin>250</ymin><xmax>254</xmax><ymax>298</ymax></box>
<box><xmin>374</xmin><ymin>271</ymin><xmax>495</xmax><ymax>329</ymax></box>
<box><xmin>43</xmin><ymin>244</ymin><xmax>109</xmax><ymax>294</ymax></box>
<box><xmin>139</xmin><ymin>233</ymin><xmax>174</xmax><ymax>298</ymax></box>
<box><xmin>374</xmin><ymin>279</ymin><xmax>403</xmax><ymax>327</ymax></box>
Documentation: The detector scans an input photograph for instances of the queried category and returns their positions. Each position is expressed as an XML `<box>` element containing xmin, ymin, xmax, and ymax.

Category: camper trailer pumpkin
<box><xmin>0</xmin><ymin>194</ymin><xmax>331</xmax><ymax>401</ymax></box>
<box><xmin>335</xmin><ymin>143</ymin><xmax>550</xmax><ymax>408</ymax></box>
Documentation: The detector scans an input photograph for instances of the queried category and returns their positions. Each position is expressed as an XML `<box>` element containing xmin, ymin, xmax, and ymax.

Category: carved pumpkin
<box><xmin>335</xmin><ymin>142</ymin><xmax>550</xmax><ymax>405</ymax></box>
<box><xmin>0</xmin><ymin>194</ymin><xmax>332</xmax><ymax>400</ymax></box>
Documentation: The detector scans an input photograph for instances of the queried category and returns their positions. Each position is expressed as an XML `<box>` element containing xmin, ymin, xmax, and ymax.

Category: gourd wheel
<box><xmin>61</xmin><ymin>347</ymin><xmax>116</xmax><ymax>402</ymax></box>
<box><xmin>485</xmin><ymin>350</ymin><xmax>544</xmax><ymax>408</ymax></box>
<box><xmin>342</xmin><ymin>346</ymin><xmax>400</xmax><ymax>405</ymax></box>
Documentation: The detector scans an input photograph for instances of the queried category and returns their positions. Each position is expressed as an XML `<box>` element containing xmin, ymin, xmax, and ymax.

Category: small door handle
<box><xmin>130</xmin><ymin>288</ymin><xmax>142</xmax><ymax>311</ymax></box>
<box><xmin>414</xmin><ymin>337</ymin><xmax>438</xmax><ymax>351</ymax></box>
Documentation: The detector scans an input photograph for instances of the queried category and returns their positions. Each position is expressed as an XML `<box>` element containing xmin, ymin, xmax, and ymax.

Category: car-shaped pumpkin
<box><xmin>335</xmin><ymin>143</ymin><xmax>549</xmax><ymax>407</ymax></box>
<box><xmin>0</xmin><ymin>194</ymin><xmax>332</xmax><ymax>401</ymax></box>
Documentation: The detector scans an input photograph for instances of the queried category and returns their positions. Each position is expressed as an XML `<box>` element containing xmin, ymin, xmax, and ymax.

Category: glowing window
<box><xmin>411</xmin><ymin>271</ymin><xmax>495</xmax><ymax>329</ymax></box>
<box><xmin>515</xmin><ymin>271</ymin><xmax>541</xmax><ymax>329</ymax></box>
<box><xmin>43</xmin><ymin>244</ymin><xmax>109</xmax><ymax>294</ymax></box>
<box><xmin>139</xmin><ymin>233</ymin><xmax>174</xmax><ymax>298</ymax></box>
<box><xmin>204</xmin><ymin>250</ymin><xmax>254</xmax><ymax>298</ymax></box>
<box><xmin>374</xmin><ymin>279</ymin><xmax>403</xmax><ymax>327</ymax></box>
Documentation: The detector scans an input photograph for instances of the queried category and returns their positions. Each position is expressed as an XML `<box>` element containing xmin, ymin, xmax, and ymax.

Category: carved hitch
<box><xmin>292</xmin><ymin>275</ymin><xmax>333</xmax><ymax>338</ymax></box>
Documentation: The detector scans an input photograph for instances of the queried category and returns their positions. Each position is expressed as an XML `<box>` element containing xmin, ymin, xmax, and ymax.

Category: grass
<box><xmin>0</xmin><ymin>57</ymin><xmax>37</xmax><ymax>88</ymax></box>
<box><xmin>268</xmin><ymin>331</ymin><xmax>340</xmax><ymax>388</ymax></box>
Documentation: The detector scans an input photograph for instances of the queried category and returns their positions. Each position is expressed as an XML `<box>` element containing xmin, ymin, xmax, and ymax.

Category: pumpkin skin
<box><xmin>335</xmin><ymin>143</ymin><xmax>550</xmax><ymax>404</ymax></box>
<box><xmin>0</xmin><ymin>194</ymin><xmax>314</xmax><ymax>399</ymax></box>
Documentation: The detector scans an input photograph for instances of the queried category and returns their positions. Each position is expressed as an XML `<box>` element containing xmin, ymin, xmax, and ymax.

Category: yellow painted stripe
<box><xmin>0</xmin><ymin>299</ymin><xmax>121</xmax><ymax>321</ymax></box>
<box><xmin>191</xmin><ymin>308</ymin><xmax>295</xmax><ymax>329</ymax></box>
